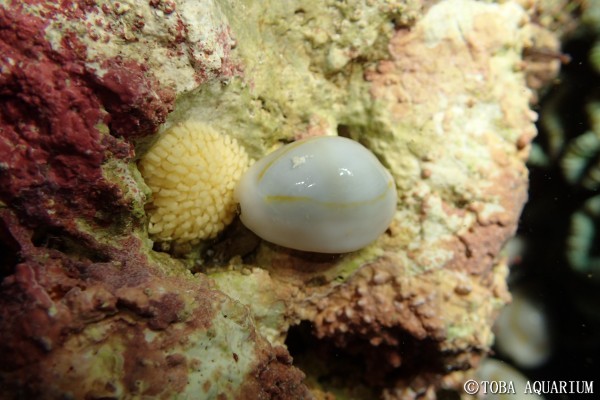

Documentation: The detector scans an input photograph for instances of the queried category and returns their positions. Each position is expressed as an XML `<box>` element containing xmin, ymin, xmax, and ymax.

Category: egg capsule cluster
<box><xmin>139</xmin><ymin>122</ymin><xmax>249</xmax><ymax>243</ymax></box>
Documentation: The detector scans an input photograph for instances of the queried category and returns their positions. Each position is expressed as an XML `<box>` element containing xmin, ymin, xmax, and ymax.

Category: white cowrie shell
<box><xmin>235</xmin><ymin>136</ymin><xmax>397</xmax><ymax>253</ymax></box>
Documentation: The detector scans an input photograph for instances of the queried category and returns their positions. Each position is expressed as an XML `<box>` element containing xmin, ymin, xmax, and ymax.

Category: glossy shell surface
<box><xmin>235</xmin><ymin>136</ymin><xmax>397</xmax><ymax>253</ymax></box>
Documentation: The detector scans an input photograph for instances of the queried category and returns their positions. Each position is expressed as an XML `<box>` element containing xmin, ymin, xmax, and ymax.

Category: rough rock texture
<box><xmin>0</xmin><ymin>1</ymin><xmax>309</xmax><ymax>399</ymax></box>
<box><xmin>0</xmin><ymin>210</ymin><xmax>309</xmax><ymax>399</ymax></box>
<box><xmin>0</xmin><ymin>0</ymin><xmax>560</xmax><ymax>399</ymax></box>
<box><xmin>0</xmin><ymin>1</ymin><xmax>175</xmax><ymax>234</ymax></box>
<box><xmin>206</xmin><ymin>0</ymin><xmax>558</xmax><ymax>398</ymax></box>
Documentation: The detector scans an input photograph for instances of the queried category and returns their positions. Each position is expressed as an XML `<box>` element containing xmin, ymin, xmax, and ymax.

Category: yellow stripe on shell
<box><xmin>265</xmin><ymin>181</ymin><xmax>394</xmax><ymax>207</ymax></box>
<box><xmin>257</xmin><ymin>138</ymin><xmax>319</xmax><ymax>182</ymax></box>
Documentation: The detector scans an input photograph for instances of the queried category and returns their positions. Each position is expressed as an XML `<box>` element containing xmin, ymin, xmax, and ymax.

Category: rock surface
<box><xmin>0</xmin><ymin>0</ymin><xmax>559</xmax><ymax>398</ymax></box>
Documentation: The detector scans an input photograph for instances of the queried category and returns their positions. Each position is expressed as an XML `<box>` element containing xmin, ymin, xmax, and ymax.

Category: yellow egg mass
<box><xmin>139</xmin><ymin>122</ymin><xmax>249</xmax><ymax>243</ymax></box>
